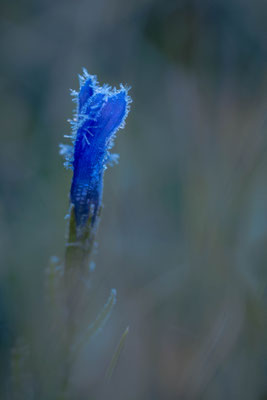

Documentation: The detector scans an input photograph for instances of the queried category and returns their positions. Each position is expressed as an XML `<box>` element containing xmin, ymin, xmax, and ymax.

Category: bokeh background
<box><xmin>0</xmin><ymin>0</ymin><xmax>267</xmax><ymax>399</ymax></box>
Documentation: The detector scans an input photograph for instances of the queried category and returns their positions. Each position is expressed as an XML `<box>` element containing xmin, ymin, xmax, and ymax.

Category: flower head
<box><xmin>60</xmin><ymin>69</ymin><xmax>131</xmax><ymax>236</ymax></box>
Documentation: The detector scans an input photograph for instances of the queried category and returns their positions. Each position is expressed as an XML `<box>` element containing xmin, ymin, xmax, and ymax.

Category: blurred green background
<box><xmin>0</xmin><ymin>0</ymin><xmax>267</xmax><ymax>399</ymax></box>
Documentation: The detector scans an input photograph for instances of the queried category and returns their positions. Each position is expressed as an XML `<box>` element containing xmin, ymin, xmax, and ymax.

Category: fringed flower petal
<box><xmin>60</xmin><ymin>69</ymin><xmax>132</xmax><ymax>236</ymax></box>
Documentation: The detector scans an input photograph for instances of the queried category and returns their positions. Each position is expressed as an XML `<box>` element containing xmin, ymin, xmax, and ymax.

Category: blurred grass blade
<box><xmin>105</xmin><ymin>326</ymin><xmax>129</xmax><ymax>382</ymax></box>
<box><xmin>86</xmin><ymin>288</ymin><xmax>117</xmax><ymax>337</ymax></box>
<box><xmin>10</xmin><ymin>338</ymin><xmax>33</xmax><ymax>399</ymax></box>
<box><xmin>72</xmin><ymin>289</ymin><xmax>117</xmax><ymax>359</ymax></box>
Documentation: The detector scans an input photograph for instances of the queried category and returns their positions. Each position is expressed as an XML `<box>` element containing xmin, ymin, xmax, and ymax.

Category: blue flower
<box><xmin>60</xmin><ymin>69</ymin><xmax>131</xmax><ymax>236</ymax></box>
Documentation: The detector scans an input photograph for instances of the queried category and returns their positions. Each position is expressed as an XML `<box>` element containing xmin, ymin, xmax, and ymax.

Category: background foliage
<box><xmin>0</xmin><ymin>0</ymin><xmax>267</xmax><ymax>399</ymax></box>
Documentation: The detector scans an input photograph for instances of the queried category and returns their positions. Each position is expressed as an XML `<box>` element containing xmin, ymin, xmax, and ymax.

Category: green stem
<box><xmin>61</xmin><ymin>204</ymin><xmax>98</xmax><ymax>396</ymax></box>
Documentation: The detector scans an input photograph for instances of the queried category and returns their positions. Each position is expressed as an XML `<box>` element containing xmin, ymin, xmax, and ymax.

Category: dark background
<box><xmin>0</xmin><ymin>0</ymin><xmax>267</xmax><ymax>399</ymax></box>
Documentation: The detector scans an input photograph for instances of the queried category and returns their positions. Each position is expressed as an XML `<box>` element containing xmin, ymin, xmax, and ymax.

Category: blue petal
<box><xmin>63</xmin><ymin>70</ymin><xmax>132</xmax><ymax>235</ymax></box>
<box><xmin>78</xmin><ymin>75</ymin><xmax>97</xmax><ymax>113</ymax></box>
<box><xmin>90</xmin><ymin>90</ymin><xmax>128</xmax><ymax>147</ymax></box>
